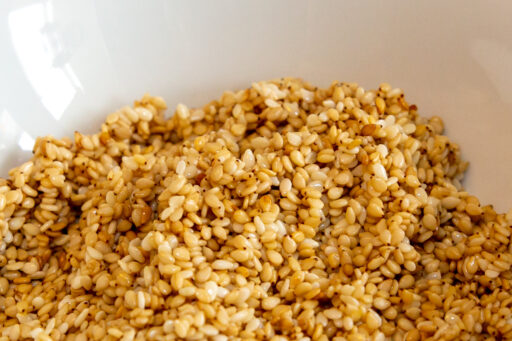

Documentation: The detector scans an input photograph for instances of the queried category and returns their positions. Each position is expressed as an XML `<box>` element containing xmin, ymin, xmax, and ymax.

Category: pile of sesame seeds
<box><xmin>1</xmin><ymin>78</ymin><xmax>512</xmax><ymax>341</ymax></box>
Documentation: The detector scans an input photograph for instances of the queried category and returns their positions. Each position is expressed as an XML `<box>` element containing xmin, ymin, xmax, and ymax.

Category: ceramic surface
<box><xmin>1</xmin><ymin>0</ymin><xmax>512</xmax><ymax>211</ymax></box>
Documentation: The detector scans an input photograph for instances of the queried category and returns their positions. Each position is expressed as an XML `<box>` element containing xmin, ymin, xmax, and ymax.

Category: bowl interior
<box><xmin>1</xmin><ymin>0</ymin><xmax>512</xmax><ymax>211</ymax></box>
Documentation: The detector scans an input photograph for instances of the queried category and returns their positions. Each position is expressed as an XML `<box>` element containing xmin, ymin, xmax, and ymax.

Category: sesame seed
<box><xmin>1</xmin><ymin>79</ymin><xmax>510</xmax><ymax>340</ymax></box>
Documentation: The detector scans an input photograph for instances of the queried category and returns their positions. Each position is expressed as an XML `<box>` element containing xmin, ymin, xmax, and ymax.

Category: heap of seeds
<box><xmin>1</xmin><ymin>78</ymin><xmax>512</xmax><ymax>341</ymax></box>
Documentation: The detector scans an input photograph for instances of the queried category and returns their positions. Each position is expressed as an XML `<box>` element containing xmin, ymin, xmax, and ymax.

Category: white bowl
<box><xmin>1</xmin><ymin>1</ymin><xmax>512</xmax><ymax>211</ymax></box>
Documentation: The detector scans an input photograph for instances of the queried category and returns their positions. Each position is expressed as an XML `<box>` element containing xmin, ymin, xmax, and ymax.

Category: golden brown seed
<box><xmin>1</xmin><ymin>79</ymin><xmax>510</xmax><ymax>340</ymax></box>
<box><xmin>361</xmin><ymin>124</ymin><xmax>377</xmax><ymax>136</ymax></box>
<box><xmin>262</xmin><ymin>297</ymin><xmax>280</xmax><ymax>310</ymax></box>
<box><xmin>375</xmin><ymin>97</ymin><xmax>386</xmax><ymax>114</ymax></box>
<box><xmin>290</xmin><ymin>150</ymin><xmax>305</xmax><ymax>167</ymax></box>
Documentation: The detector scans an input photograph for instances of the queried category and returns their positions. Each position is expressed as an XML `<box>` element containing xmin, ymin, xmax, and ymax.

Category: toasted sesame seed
<box><xmin>1</xmin><ymin>79</ymin><xmax>510</xmax><ymax>340</ymax></box>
